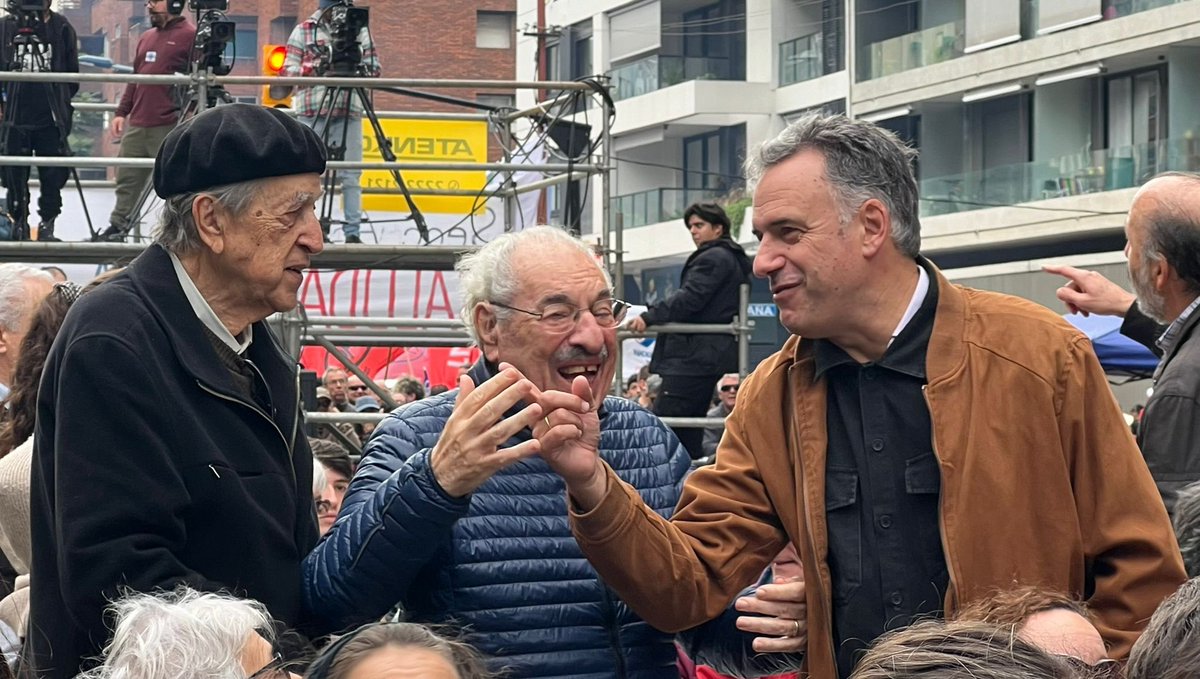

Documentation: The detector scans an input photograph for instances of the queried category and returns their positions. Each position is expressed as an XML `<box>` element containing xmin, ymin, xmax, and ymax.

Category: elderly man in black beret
<box><xmin>26</xmin><ymin>104</ymin><xmax>326</xmax><ymax>679</ymax></box>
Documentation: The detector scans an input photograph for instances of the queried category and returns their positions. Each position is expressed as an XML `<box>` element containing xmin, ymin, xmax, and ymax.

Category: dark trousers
<box><xmin>654</xmin><ymin>373</ymin><xmax>722</xmax><ymax>460</ymax></box>
<box><xmin>1</xmin><ymin>124</ymin><xmax>70</xmax><ymax>229</ymax></box>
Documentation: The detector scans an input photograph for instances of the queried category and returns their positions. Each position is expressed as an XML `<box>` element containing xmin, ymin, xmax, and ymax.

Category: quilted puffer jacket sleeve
<box><xmin>302</xmin><ymin>400</ymin><xmax>470</xmax><ymax>633</ymax></box>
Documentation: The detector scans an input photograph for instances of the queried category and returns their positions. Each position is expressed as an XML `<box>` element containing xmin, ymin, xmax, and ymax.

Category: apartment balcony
<box><xmin>920</xmin><ymin>136</ymin><xmax>1200</xmax><ymax>217</ymax></box>
<box><xmin>779</xmin><ymin>33</ymin><xmax>823</xmax><ymax>86</ymax></box>
<box><xmin>862</xmin><ymin>21</ymin><xmax>964</xmax><ymax>81</ymax></box>
<box><xmin>610</xmin><ymin>187</ymin><xmax>725</xmax><ymax>230</ymax></box>
<box><xmin>609</xmin><ymin>54</ymin><xmax>737</xmax><ymax>102</ymax></box>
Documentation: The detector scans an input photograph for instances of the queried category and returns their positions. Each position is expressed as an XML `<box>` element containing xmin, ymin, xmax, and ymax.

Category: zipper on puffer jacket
<box><xmin>599</xmin><ymin>581</ymin><xmax>629</xmax><ymax>678</ymax></box>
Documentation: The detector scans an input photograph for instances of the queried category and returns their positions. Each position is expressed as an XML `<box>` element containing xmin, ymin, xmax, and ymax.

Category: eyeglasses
<box><xmin>719</xmin><ymin>384</ymin><xmax>739</xmax><ymax>393</ymax></box>
<box><xmin>348</xmin><ymin>385</ymin><xmax>368</xmax><ymax>392</ymax></box>
<box><xmin>1056</xmin><ymin>656</ymin><xmax>1123</xmax><ymax>678</ymax></box>
<box><xmin>249</xmin><ymin>652</ymin><xmax>291</xmax><ymax>679</ymax></box>
<box><xmin>490</xmin><ymin>298</ymin><xmax>629</xmax><ymax>334</ymax></box>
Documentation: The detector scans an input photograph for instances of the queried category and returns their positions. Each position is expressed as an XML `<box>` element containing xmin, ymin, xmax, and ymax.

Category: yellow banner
<box><xmin>361</xmin><ymin>119</ymin><xmax>488</xmax><ymax>215</ymax></box>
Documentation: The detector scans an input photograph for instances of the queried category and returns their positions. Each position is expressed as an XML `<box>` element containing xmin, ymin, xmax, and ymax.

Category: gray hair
<box><xmin>77</xmin><ymin>587</ymin><xmax>274</xmax><ymax>679</ymax></box>
<box><xmin>1138</xmin><ymin>171</ymin><xmax>1200</xmax><ymax>295</ymax></box>
<box><xmin>1176</xmin><ymin>481</ymin><xmax>1200</xmax><ymax>577</ymax></box>
<box><xmin>745</xmin><ymin>114</ymin><xmax>921</xmax><ymax>258</ymax></box>
<box><xmin>0</xmin><ymin>263</ymin><xmax>53</xmax><ymax>332</ymax></box>
<box><xmin>313</xmin><ymin>457</ymin><xmax>328</xmax><ymax>498</ymax></box>
<box><xmin>154</xmin><ymin>179</ymin><xmax>269</xmax><ymax>256</ymax></box>
<box><xmin>455</xmin><ymin>226</ymin><xmax>611</xmax><ymax>345</ymax></box>
<box><xmin>1127</xmin><ymin>577</ymin><xmax>1200</xmax><ymax>679</ymax></box>
<box><xmin>849</xmin><ymin>620</ymin><xmax>1080</xmax><ymax>679</ymax></box>
<box><xmin>322</xmin><ymin>622</ymin><xmax>494</xmax><ymax>679</ymax></box>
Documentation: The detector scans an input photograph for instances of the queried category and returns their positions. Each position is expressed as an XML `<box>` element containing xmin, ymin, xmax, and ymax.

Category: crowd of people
<box><xmin>0</xmin><ymin>96</ymin><xmax>1198</xmax><ymax>679</ymax></box>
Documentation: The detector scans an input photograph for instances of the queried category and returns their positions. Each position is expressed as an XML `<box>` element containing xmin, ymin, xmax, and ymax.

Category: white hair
<box><xmin>0</xmin><ymin>263</ymin><xmax>53</xmax><ymax>331</ymax></box>
<box><xmin>313</xmin><ymin>458</ymin><xmax>328</xmax><ymax>498</ymax></box>
<box><xmin>454</xmin><ymin>226</ymin><xmax>611</xmax><ymax>345</ymax></box>
<box><xmin>154</xmin><ymin>178</ymin><xmax>270</xmax><ymax>257</ymax></box>
<box><xmin>77</xmin><ymin>588</ymin><xmax>273</xmax><ymax>679</ymax></box>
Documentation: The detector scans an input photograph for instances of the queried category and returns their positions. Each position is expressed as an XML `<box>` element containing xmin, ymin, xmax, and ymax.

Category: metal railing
<box><xmin>609</xmin><ymin>187</ymin><xmax>724</xmax><ymax>229</ymax></box>
<box><xmin>607</xmin><ymin>54</ymin><xmax>735</xmax><ymax>101</ymax></box>
<box><xmin>779</xmin><ymin>33</ymin><xmax>824</xmax><ymax>86</ymax></box>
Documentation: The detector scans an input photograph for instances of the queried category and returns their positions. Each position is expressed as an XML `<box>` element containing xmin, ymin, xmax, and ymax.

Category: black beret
<box><xmin>153</xmin><ymin>103</ymin><xmax>327</xmax><ymax>198</ymax></box>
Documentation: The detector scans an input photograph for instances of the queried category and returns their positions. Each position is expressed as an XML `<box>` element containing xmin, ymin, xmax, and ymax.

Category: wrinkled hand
<box><xmin>734</xmin><ymin>578</ymin><xmax>808</xmax><ymax>653</ymax></box>
<box><xmin>625</xmin><ymin>316</ymin><xmax>647</xmax><ymax>333</ymax></box>
<box><xmin>1043</xmin><ymin>264</ymin><xmax>1135</xmax><ymax>318</ymax></box>
<box><xmin>531</xmin><ymin>376</ymin><xmax>607</xmax><ymax>507</ymax></box>
<box><xmin>110</xmin><ymin>115</ymin><xmax>126</xmax><ymax>140</ymax></box>
<box><xmin>429</xmin><ymin>367</ymin><xmax>543</xmax><ymax>497</ymax></box>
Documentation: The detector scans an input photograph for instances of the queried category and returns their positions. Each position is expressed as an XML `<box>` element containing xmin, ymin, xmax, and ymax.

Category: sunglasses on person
<box><xmin>719</xmin><ymin>384</ymin><xmax>739</xmax><ymax>393</ymax></box>
<box><xmin>348</xmin><ymin>385</ymin><xmax>368</xmax><ymax>392</ymax></box>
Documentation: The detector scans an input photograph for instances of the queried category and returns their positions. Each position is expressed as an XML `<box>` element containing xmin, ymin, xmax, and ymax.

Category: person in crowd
<box><xmin>303</xmin><ymin>227</ymin><xmax>771</xmax><ymax>678</ymax></box>
<box><xmin>314</xmin><ymin>385</ymin><xmax>361</xmax><ymax>452</ymax></box>
<box><xmin>623</xmin><ymin>373</ymin><xmax>644</xmax><ymax>401</ymax></box>
<box><xmin>548</xmin><ymin>114</ymin><xmax>1184</xmax><ymax>678</ymax></box>
<box><xmin>0</xmin><ymin>264</ymin><xmax>53</xmax><ymax>400</ymax></box>
<box><xmin>28</xmin><ymin>104</ymin><xmax>326</xmax><ymax>679</ymax></box>
<box><xmin>625</xmin><ymin>202</ymin><xmax>752</xmax><ymax>459</ymax></box>
<box><xmin>954</xmin><ymin>587</ymin><xmax>1109</xmax><ymax>666</ymax></box>
<box><xmin>641</xmin><ymin>372</ymin><xmax>661</xmax><ymax>410</ymax></box>
<box><xmin>75</xmin><ymin>588</ymin><xmax>297</xmax><ymax>679</ymax></box>
<box><xmin>1176</xmin><ymin>480</ymin><xmax>1200</xmax><ymax>576</ymax></box>
<box><xmin>323</xmin><ymin>368</ymin><xmax>353</xmax><ymax>412</ymax></box>
<box><xmin>0</xmin><ymin>6</ymin><xmax>78</xmax><ymax>242</ymax></box>
<box><xmin>303</xmin><ymin>622</ymin><xmax>492</xmax><ymax>679</ymax></box>
<box><xmin>311</xmin><ymin>386</ymin><xmax>333</xmax><ymax>412</ymax></box>
<box><xmin>310</xmin><ymin>439</ymin><xmax>354</xmax><ymax>537</ymax></box>
<box><xmin>99</xmin><ymin>0</ymin><xmax>195</xmax><ymax>241</ymax></box>
<box><xmin>353</xmin><ymin>395</ymin><xmax>381</xmax><ymax>440</ymax></box>
<box><xmin>393</xmin><ymin>375</ymin><xmax>425</xmax><ymax>403</ymax></box>
<box><xmin>346</xmin><ymin>374</ymin><xmax>367</xmax><ymax>405</ymax></box>
<box><xmin>1127</xmin><ymin>576</ymin><xmax>1200</xmax><ymax>679</ymax></box>
<box><xmin>39</xmin><ymin>266</ymin><xmax>67</xmax><ymax>283</ymax></box>
<box><xmin>848</xmin><ymin>620</ymin><xmax>1085</xmax><ymax>679</ymax></box>
<box><xmin>429</xmin><ymin>384</ymin><xmax>449</xmax><ymax>396</ymax></box>
<box><xmin>282</xmin><ymin>0</ymin><xmax>381</xmax><ymax>244</ymax></box>
<box><xmin>701</xmin><ymin>373</ymin><xmax>740</xmax><ymax>460</ymax></box>
<box><xmin>1047</xmin><ymin>172</ymin><xmax>1200</xmax><ymax>515</ymax></box>
<box><xmin>0</xmin><ymin>281</ymin><xmax>86</xmax><ymax>673</ymax></box>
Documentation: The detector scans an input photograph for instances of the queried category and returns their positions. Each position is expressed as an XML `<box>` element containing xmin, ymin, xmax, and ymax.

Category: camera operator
<box><xmin>0</xmin><ymin>3</ymin><xmax>78</xmax><ymax>242</ymax></box>
<box><xmin>97</xmin><ymin>0</ymin><xmax>194</xmax><ymax>242</ymax></box>
<box><xmin>282</xmin><ymin>0</ymin><xmax>380</xmax><ymax>244</ymax></box>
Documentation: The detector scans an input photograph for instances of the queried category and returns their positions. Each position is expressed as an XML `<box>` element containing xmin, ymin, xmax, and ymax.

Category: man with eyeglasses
<box><xmin>700</xmin><ymin>373</ymin><xmax>740</xmax><ymax>461</ymax></box>
<box><xmin>98</xmin><ymin>0</ymin><xmax>194</xmax><ymax>242</ymax></box>
<box><xmin>302</xmin><ymin>227</ymin><xmax>786</xmax><ymax>678</ymax></box>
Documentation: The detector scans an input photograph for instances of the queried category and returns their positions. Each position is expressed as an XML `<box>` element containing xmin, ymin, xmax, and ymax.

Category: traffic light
<box><xmin>261</xmin><ymin>44</ymin><xmax>292</xmax><ymax>108</ymax></box>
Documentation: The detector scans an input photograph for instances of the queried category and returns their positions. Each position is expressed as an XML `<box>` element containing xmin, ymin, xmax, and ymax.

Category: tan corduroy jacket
<box><xmin>572</xmin><ymin>269</ymin><xmax>1186</xmax><ymax>678</ymax></box>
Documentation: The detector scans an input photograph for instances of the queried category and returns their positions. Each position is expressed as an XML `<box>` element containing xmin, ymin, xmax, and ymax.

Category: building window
<box><xmin>477</xmin><ymin>93</ymin><xmax>515</xmax><ymax>109</ymax></box>
<box><xmin>234</xmin><ymin>28</ymin><xmax>258</xmax><ymax>62</ymax></box>
<box><xmin>477</xmin><ymin>11</ymin><xmax>515</xmax><ymax>49</ymax></box>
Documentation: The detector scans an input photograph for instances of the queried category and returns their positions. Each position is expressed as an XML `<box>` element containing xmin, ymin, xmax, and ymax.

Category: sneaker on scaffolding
<box><xmin>95</xmin><ymin>224</ymin><xmax>129</xmax><ymax>242</ymax></box>
<box><xmin>344</xmin><ymin>234</ymin><xmax>362</xmax><ymax>244</ymax></box>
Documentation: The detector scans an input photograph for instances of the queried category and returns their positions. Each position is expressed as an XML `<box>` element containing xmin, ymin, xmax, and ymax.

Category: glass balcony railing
<box><xmin>863</xmin><ymin>21</ymin><xmax>964</xmax><ymax>81</ymax></box>
<box><xmin>919</xmin><ymin>136</ymin><xmax>1200</xmax><ymax>217</ymax></box>
<box><xmin>608</xmin><ymin>54</ymin><xmax>735</xmax><ymax>102</ymax></box>
<box><xmin>610</xmin><ymin>187</ymin><xmax>726</xmax><ymax>228</ymax></box>
<box><xmin>779</xmin><ymin>33</ymin><xmax>823</xmax><ymax>86</ymax></box>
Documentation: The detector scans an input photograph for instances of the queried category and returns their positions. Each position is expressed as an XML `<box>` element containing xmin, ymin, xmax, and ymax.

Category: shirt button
<box><xmin>878</xmin><ymin>514</ymin><xmax>893</xmax><ymax>529</ymax></box>
<box><xmin>863</xmin><ymin>368</ymin><xmax>876</xmax><ymax>381</ymax></box>
<box><xmin>889</xmin><ymin>591</ymin><xmax>903</xmax><ymax>606</ymax></box>
<box><xmin>871</xmin><ymin>438</ymin><xmax>885</xmax><ymax>452</ymax></box>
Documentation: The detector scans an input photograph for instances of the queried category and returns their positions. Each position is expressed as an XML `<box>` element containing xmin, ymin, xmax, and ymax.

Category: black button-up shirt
<box><xmin>814</xmin><ymin>266</ymin><xmax>948</xmax><ymax>678</ymax></box>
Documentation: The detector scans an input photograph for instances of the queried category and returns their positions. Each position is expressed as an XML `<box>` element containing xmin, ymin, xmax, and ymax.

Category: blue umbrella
<box><xmin>1064</xmin><ymin>312</ymin><xmax>1159</xmax><ymax>377</ymax></box>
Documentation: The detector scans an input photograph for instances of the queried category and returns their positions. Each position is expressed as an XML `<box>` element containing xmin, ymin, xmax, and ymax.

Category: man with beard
<box><xmin>99</xmin><ymin>0</ymin><xmax>194</xmax><ymax>241</ymax></box>
<box><xmin>303</xmin><ymin>227</ymin><xmax>797</xmax><ymax>678</ymax></box>
<box><xmin>1048</xmin><ymin>171</ymin><xmax>1200</xmax><ymax>515</ymax></box>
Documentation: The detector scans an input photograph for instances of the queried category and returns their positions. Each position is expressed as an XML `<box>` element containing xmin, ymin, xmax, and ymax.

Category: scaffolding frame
<box><xmin>0</xmin><ymin>70</ymin><xmax>756</xmax><ymax>420</ymax></box>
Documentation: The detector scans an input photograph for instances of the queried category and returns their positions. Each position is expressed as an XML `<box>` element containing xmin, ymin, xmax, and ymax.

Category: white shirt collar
<box><xmin>168</xmin><ymin>250</ymin><xmax>253</xmax><ymax>355</ymax></box>
<box><xmin>888</xmin><ymin>265</ymin><xmax>930</xmax><ymax>348</ymax></box>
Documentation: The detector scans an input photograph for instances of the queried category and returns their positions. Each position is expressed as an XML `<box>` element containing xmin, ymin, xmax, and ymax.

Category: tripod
<box><xmin>0</xmin><ymin>17</ymin><xmax>94</xmax><ymax>241</ymax></box>
<box><xmin>309</xmin><ymin>80</ymin><xmax>428</xmax><ymax>244</ymax></box>
<box><xmin>98</xmin><ymin>68</ymin><xmax>231</xmax><ymax>242</ymax></box>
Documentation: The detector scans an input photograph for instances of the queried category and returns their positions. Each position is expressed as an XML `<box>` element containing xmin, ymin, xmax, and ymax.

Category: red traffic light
<box><xmin>265</xmin><ymin>45</ymin><xmax>287</xmax><ymax>74</ymax></box>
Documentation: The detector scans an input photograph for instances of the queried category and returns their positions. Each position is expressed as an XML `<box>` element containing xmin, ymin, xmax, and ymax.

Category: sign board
<box><xmin>361</xmin><ymin>119</ymin><xmax>488</xmax><ymax>215</ymax></box>
<box><xmin>748</xmin><ymin>303</ymin><xmax>778</xmax><ymax>317</ymax></box>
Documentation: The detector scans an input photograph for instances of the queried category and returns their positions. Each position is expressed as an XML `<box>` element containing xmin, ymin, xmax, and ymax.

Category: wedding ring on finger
<box><xmin>790</xmin><ymin>619</ymin><xmax>801</xmax><ymax>638</ymax></box>
<box><xmin>544</xmin><ymin>416</ymin><xmax>552</xmax><ymax>430</ymax></box>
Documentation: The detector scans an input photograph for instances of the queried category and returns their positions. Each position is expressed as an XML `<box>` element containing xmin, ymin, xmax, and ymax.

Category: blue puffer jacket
<box><xmin>303</xmin><ymin>372</ymin><xmax>691</xmax><ymax>678</ymax></box>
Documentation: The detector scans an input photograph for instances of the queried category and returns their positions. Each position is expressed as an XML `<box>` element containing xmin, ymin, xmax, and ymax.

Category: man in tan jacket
<box><xmin>535</xmin><ymin>114</ymin><xmax>1187</xmax><ymax>678</ymax></box>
